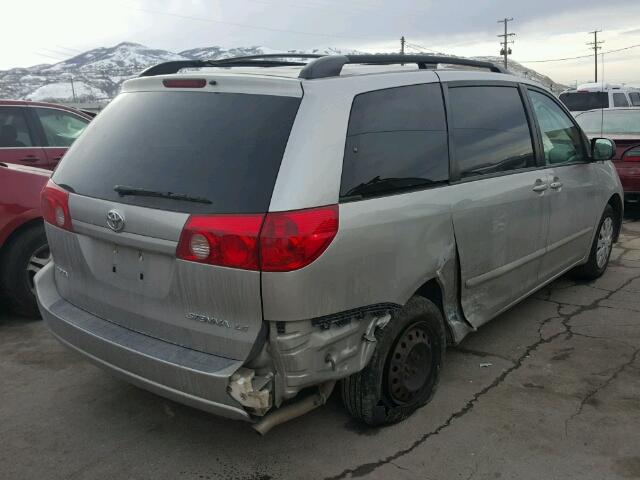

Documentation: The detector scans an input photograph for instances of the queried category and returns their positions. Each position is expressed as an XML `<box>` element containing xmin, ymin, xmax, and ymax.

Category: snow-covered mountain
<box><xmin>0</xmin><ymin>42</ymin><xmax>566</xmax><ymax>103</ymax></box>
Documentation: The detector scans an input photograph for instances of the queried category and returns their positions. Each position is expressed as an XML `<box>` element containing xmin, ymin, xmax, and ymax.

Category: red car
<box><xmin>0</xmin><ymin>99</ymin><xmax>92</xmax><ymax>170</ymax></box>
<box><xmin>0</xmin><ymin>162</ymin><xmax>50</xmax><ymax>314</ymax></box>
<box><xmin>576</xmin><ymin>108</ymin><xmax>640</xmax><ymax>204</ymax></box>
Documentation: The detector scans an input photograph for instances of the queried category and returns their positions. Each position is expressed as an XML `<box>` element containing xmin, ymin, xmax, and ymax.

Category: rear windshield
<box><xmin>53</xmin><ymin>91</ymin><xmax>301</xmax><ymax>214</ymax></box>
<box><xmin>559</xmin><ymin>92</ymin><xmax>608</xmax><ymax>111</ymax></box>
<box><xmin>575</xmin><ymin>109</ymin><xmax>640</xmax><ymax>135</ymax></box>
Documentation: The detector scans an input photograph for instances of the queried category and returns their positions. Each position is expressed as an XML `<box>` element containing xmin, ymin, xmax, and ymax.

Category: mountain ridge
<box><xmin>0</xmin><ymin>42</ymin><xmax>566</xmax><ymax>103</ymax></box>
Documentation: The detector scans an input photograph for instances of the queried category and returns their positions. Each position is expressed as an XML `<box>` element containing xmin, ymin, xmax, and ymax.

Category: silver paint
<box><xmin>37</xmin><ymin>67</ymin><xmax>624</xmax><ymax>421</ymax></box>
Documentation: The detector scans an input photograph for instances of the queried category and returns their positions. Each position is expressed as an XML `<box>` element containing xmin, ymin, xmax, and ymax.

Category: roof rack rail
<box><xmin>137</xmin><ymin>53</ymin><xmax>506</xmax><ymax>79</ymax></box>
<box><xmin>298</xmin><ymin>55</ymin><xmax>506</xmax><ymax>79</ymax></box>
<box><xmin>138</xmin><ymin>54</ymin><xmax>324</xmax><ymax>77</ymax></box>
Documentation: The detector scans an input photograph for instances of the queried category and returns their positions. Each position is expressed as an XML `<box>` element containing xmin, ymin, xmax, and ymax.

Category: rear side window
<box><xmin>448</xmin><ymin>86</ymin><xmax>535</xmax><ymax>178</ymax></box>
<box><xmin>613</xmin><ymin>93</ymin><xmax>629</xmax><ymax>107</ymax></box>
<box><xmin>53</xmin><ymin>91</ymin><xmax>301</xmax><ymax>214</ymax></box>
<box><xmin>559</xmin><ymin>92</ymin><xmax>608</xmax><ymax>111</ymax></box>
<box><xmin>35</xmin><ymin>108</ymin><xmax>88</xmax><ymax>147</ymax></box>
<box><xmin>340</xmin><ymin>83</ymin><xmax>448</xmax><ymax>199</ymax></box>
<box><xmin>0</xmin><ymin>107</ymin><xmax>34</xmax><ymax>147</ymax></box>
<box><xmin>630</xmin><ymin>92</ymin><xmax>640</xmax><ymax>106</ymax></box>
<box><xmin>575</xmin><ymin>109</ymin><xmax>640</xmax><ymax>135</ymax></box>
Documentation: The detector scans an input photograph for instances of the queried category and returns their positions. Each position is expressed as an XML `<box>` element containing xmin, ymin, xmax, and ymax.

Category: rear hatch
<box><xmin>47</xmin><ymin>77</ymin><xmax>302</xmax><ymax>360</ymax></box>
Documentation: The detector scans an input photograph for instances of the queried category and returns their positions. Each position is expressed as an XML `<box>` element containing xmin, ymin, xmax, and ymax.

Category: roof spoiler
<box><xmin>138</xmin><ymin>54</ymin><xmax>323</xmax><ymax>77</ymax></box>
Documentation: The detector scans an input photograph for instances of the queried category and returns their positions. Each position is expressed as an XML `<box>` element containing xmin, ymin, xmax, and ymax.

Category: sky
<box><xmin>2</xmin><ymin>0</ymin><xmax>640</xmax><ymax>86</ymax></box>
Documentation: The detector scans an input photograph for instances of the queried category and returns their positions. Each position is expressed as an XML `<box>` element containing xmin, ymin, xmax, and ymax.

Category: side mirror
<box><xmin>591</xmin><ymin>138</ymin><xmax>616</xmax><ymax>161</ymax></box>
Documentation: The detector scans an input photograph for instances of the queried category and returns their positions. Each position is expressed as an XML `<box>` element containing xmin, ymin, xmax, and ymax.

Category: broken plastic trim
<box><xmin>310</xmin><ymin>303</ymin><xmax>401</xmax><ymax>330</ymax></box>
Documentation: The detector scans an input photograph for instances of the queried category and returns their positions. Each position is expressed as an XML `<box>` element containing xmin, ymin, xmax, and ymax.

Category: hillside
<box><xmin>0</xmin><ymin>42</ymin><xmax>566</xmax><ymax>103</ymax></box>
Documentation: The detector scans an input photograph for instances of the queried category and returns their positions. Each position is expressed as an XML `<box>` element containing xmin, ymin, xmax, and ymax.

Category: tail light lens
<box><xmin>623</xmin><ymin>147</ymin><xmax>640</xmax><ymax>162</ymax></box>
<box><xmin>176</xmin><ymin>214</ymin><xmax>265</xmax><ymax>270</ymax></box>
<box><xmin>176</xmin><ymin>205</ymin><xmax>339</xmax><ymax>272</ymax></box>
<box><xmin>260</xmin><ymin>205</ymin><xmax>339</xmax><ymax>272</ymax></box>
<box><xmin>41</xmin><ymin>180</ymin><xmax>73</xmax><ymax>231</ymax></box>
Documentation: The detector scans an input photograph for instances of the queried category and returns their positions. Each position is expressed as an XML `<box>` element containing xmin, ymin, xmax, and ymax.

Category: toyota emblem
<box><xmin>106</xmin><ymin>209</ymin><xmax>125</xmax><ymax>232</ymax></box>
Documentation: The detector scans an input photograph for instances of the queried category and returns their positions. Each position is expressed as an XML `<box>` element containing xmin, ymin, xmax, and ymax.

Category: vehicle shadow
<box><xmin>624</xmin><ymin>203</ymin><xmax>640</xmax><ymax>220</ymax></box>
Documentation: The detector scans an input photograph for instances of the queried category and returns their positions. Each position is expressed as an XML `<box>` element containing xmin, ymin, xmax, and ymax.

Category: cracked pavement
<box><xmin>2</xmin><ymin>220</ymin><xmax>640</xmax><ymax>480</ymax></box>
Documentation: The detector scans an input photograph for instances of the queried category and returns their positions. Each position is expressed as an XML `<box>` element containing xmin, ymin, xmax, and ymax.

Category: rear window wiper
<box><xmin>114</xmin><ymin>185</ymin><xmax>212</xmax><ymax>204</ymax></box>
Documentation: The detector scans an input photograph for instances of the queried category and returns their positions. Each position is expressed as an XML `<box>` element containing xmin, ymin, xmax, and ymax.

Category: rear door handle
<box><xmin>20</xmin><ymin>155</ymin><xmax>38</xmax><ymax>162</ymax></box>
<box><xmin>550</xmin><ymin>181</ymin><xmax>563</xmax><ymax>189</ymax></box>
<box><xmin>532</xmin><ymin>179</ymin><xmax>548</xmax><ymax>192</ymax></box>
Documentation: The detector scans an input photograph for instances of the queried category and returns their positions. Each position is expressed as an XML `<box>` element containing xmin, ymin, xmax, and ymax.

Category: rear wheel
<box><xmin>573</xmin><ymin>204</ymin><xmax>616</xmax><ymax>280</ymax></box>
<box><xmin>0</xmin><ymin>225</ymin><xmax>49</xmax><ymax>316</ymax></box>
<box><xmin>341</xmin><ymin>296</ymin><xmax>446</xmax><ymax>426</ymax></box>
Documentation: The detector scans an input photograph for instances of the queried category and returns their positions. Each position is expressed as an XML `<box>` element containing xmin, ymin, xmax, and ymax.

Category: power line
<box><xmin>114</xmin><ymin>1</ymin><xmax>381</xmax><ymax>41</ymax></box>
<box><xmin>517</xmin><ymin>43</ymin><xmax>640</xmax><ymax>63</ymax></box>
<box><xmin>238</xmin><ymin>0</ymin><xmax>432</xmax><ymax>23</ymax></box>
<box><xmin>404</xmin><ymin>42</ymin><xmax>437</xmax><ymax>53</ymax></box>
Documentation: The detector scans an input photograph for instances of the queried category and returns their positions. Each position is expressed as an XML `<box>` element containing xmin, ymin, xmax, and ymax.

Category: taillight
<box><xmin>41</xmin><ymin>180</ymin><xmax>73</xmax><ymax>231</ymax></box>
<box><xmin>623</xmin><ymin>147</ymin><xmax>640</xmax><ymax>162</ymax></box>
<box><xmin>176</xmin><ymin>214</ymin><xmax>265</xmax><ymax>270</ymax></box>
<box><xmin>176</xmin><ymin>205</ymin><xmax>339</xmax><ymax>272</ymax></box>
<box><xmin>162</xmin><ymin>78</ymin><xmax>206</xmax><ymax>88</ymax></box>
<box><xmin>260</xmin><ymin>205</ymin><xmax>339</xmax><ymax>272</ymax></box>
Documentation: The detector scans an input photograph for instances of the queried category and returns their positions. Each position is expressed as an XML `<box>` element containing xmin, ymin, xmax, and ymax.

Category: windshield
<box><xmin>575</xmin><ymin>109</ymin><xmax>640</xmax><ymax>135</ymax></box>
<box><xmin>559</xmin><ymin>92</ymin><xmax>608</xmax><ymax>111</ymax></box>
<box><xmin>53</xmin><ymin>91</ymin><xmax>301</xmax><ymax>214</ymax></box>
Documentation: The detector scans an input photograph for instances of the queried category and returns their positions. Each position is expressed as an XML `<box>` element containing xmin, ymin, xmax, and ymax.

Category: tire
<box><xmin>0</xmin><ymin>225</ymin><xmax>49</xmax><ymax>317</ymax></box>
<box><xmin>341</xmin><ymin>296</ymin><xmax>446</xmax><ymax>426</ymax></box>
<box><xmin>573</xmin><ymin>204</ymin><xmax>616</xmax><ymax>281</ymax></box>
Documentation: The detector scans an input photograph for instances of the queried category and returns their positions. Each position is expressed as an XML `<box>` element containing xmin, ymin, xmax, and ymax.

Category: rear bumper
<box><xmin>35</xmin><ymin>262</ymin><xmax>251</xmax><ymax>422</ymax></box>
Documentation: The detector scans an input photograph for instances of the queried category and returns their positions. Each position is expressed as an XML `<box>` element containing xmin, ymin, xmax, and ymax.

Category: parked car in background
<box><xmin>36</xmin><ymin>54</ymin><xmax>622</xmax><ymax>432</ymax></box>
<box><xmin>575</xmin><ymin>108</ymin><xmax>640</xmax><ymax>205</ymax></box>
<box><xmin>559</xmin><ymin>83</ymin><xmax>640</xmax><ymax>112</ymax></box>
<box><xmin>0</xmin><ymin>162</ymin><xmax>50</xmax><ymax>314</ymax></box>
<box><xmin>0</xmin><ymin>100</ymin><xmax>91</xmax><ymax>170</ymax></box>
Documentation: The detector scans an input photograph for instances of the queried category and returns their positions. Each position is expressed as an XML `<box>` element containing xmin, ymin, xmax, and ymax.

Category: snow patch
<box><xmin>26</xmin><ymin>82</ymin><xmax>106</xmax><ymax>101</ymax></box>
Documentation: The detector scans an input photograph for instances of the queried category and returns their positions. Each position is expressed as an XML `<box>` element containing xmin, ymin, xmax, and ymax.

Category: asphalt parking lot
<box><xmin>2</xmin><ymin>220</ymin><xmax>640</xmax><ymax>480</ymax></box>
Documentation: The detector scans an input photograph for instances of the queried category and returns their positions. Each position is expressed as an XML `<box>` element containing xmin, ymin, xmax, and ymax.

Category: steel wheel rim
<box><xmin>596</xmin><ymin>217</ymin><xmax>613</xmax><ymax>269</ymax></box>
<box><xmin>387</xmin><ymin>322</ymin><xmax>433</xmax><ymax>405</ymax></box>
<box><xmin>27</xmin><ymin>245</ymin><xmax>51</xmax><ymax>294</ymax></box>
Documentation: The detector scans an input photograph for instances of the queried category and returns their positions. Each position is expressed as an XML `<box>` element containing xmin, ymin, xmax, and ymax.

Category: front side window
<box><xmin>448</xmin><ymin>86</ymin><xmax>535</xmax><ymax>178</ymax></box>
<box><xmin>35</xmin><ymin>108</ymin><xmax>89</xmax><ymax>147</ymax></box>
<box><xmin>0</xmin><ymin>107</ymin><xmax>34</xmax><ymax>147</ymax></box>
<box><xmin>340</xmin><ymin>83</ymin><xmax>449</xmax><ymax>199</ymax></box>
<box><xmin>613</xmin><ymin>93</ymin><xmax>630</xmax><ymax>108</ymax></box>
<box><xmin>630</xmin><ymin>92</ymin><xmax>640</xmax><ymax>106</ymax></box>
<box><xmin>529</xmin><ymin>90</ymin><xmax>586</xmax><ymax>165</ymax></box>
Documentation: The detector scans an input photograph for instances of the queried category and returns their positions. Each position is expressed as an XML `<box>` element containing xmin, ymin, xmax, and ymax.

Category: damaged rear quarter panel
<box><xmin>261</xmin><ymin>189</ymin><xmax>458</xmax><ymax>324</ymax></box>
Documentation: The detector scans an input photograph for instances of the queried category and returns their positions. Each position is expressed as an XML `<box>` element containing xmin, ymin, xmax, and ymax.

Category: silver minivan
<box><xmin>36</xmin><ymin>55</ymin><xmax>623</xmax><ymax>433</ymax></box>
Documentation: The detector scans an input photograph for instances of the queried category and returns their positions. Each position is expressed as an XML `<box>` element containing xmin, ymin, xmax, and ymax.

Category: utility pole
<box><xmin>587</xmin><ymin>30</ymin><xmax>604</xmax><ymax>82</ymax></box>
<box><xmin>69</xmin><ymin>76</ymin><xmax>77</xmax><ymax>103</ymax></box>
<box><xmin>497</xmin><ymin>18</ymin><xmax>515</xmax><ymax>69</ymax></box>
<box><xmin>400</xmin><ymin>36</ymin><xmax>405</xmax><ymax>56</ymax></box>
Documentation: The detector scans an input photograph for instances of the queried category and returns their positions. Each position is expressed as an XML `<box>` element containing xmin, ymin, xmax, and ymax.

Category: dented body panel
<box><xmin>36</xmin><ymin>64</ymin><xmax>623</xmax><ymax>424</ymax></box>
